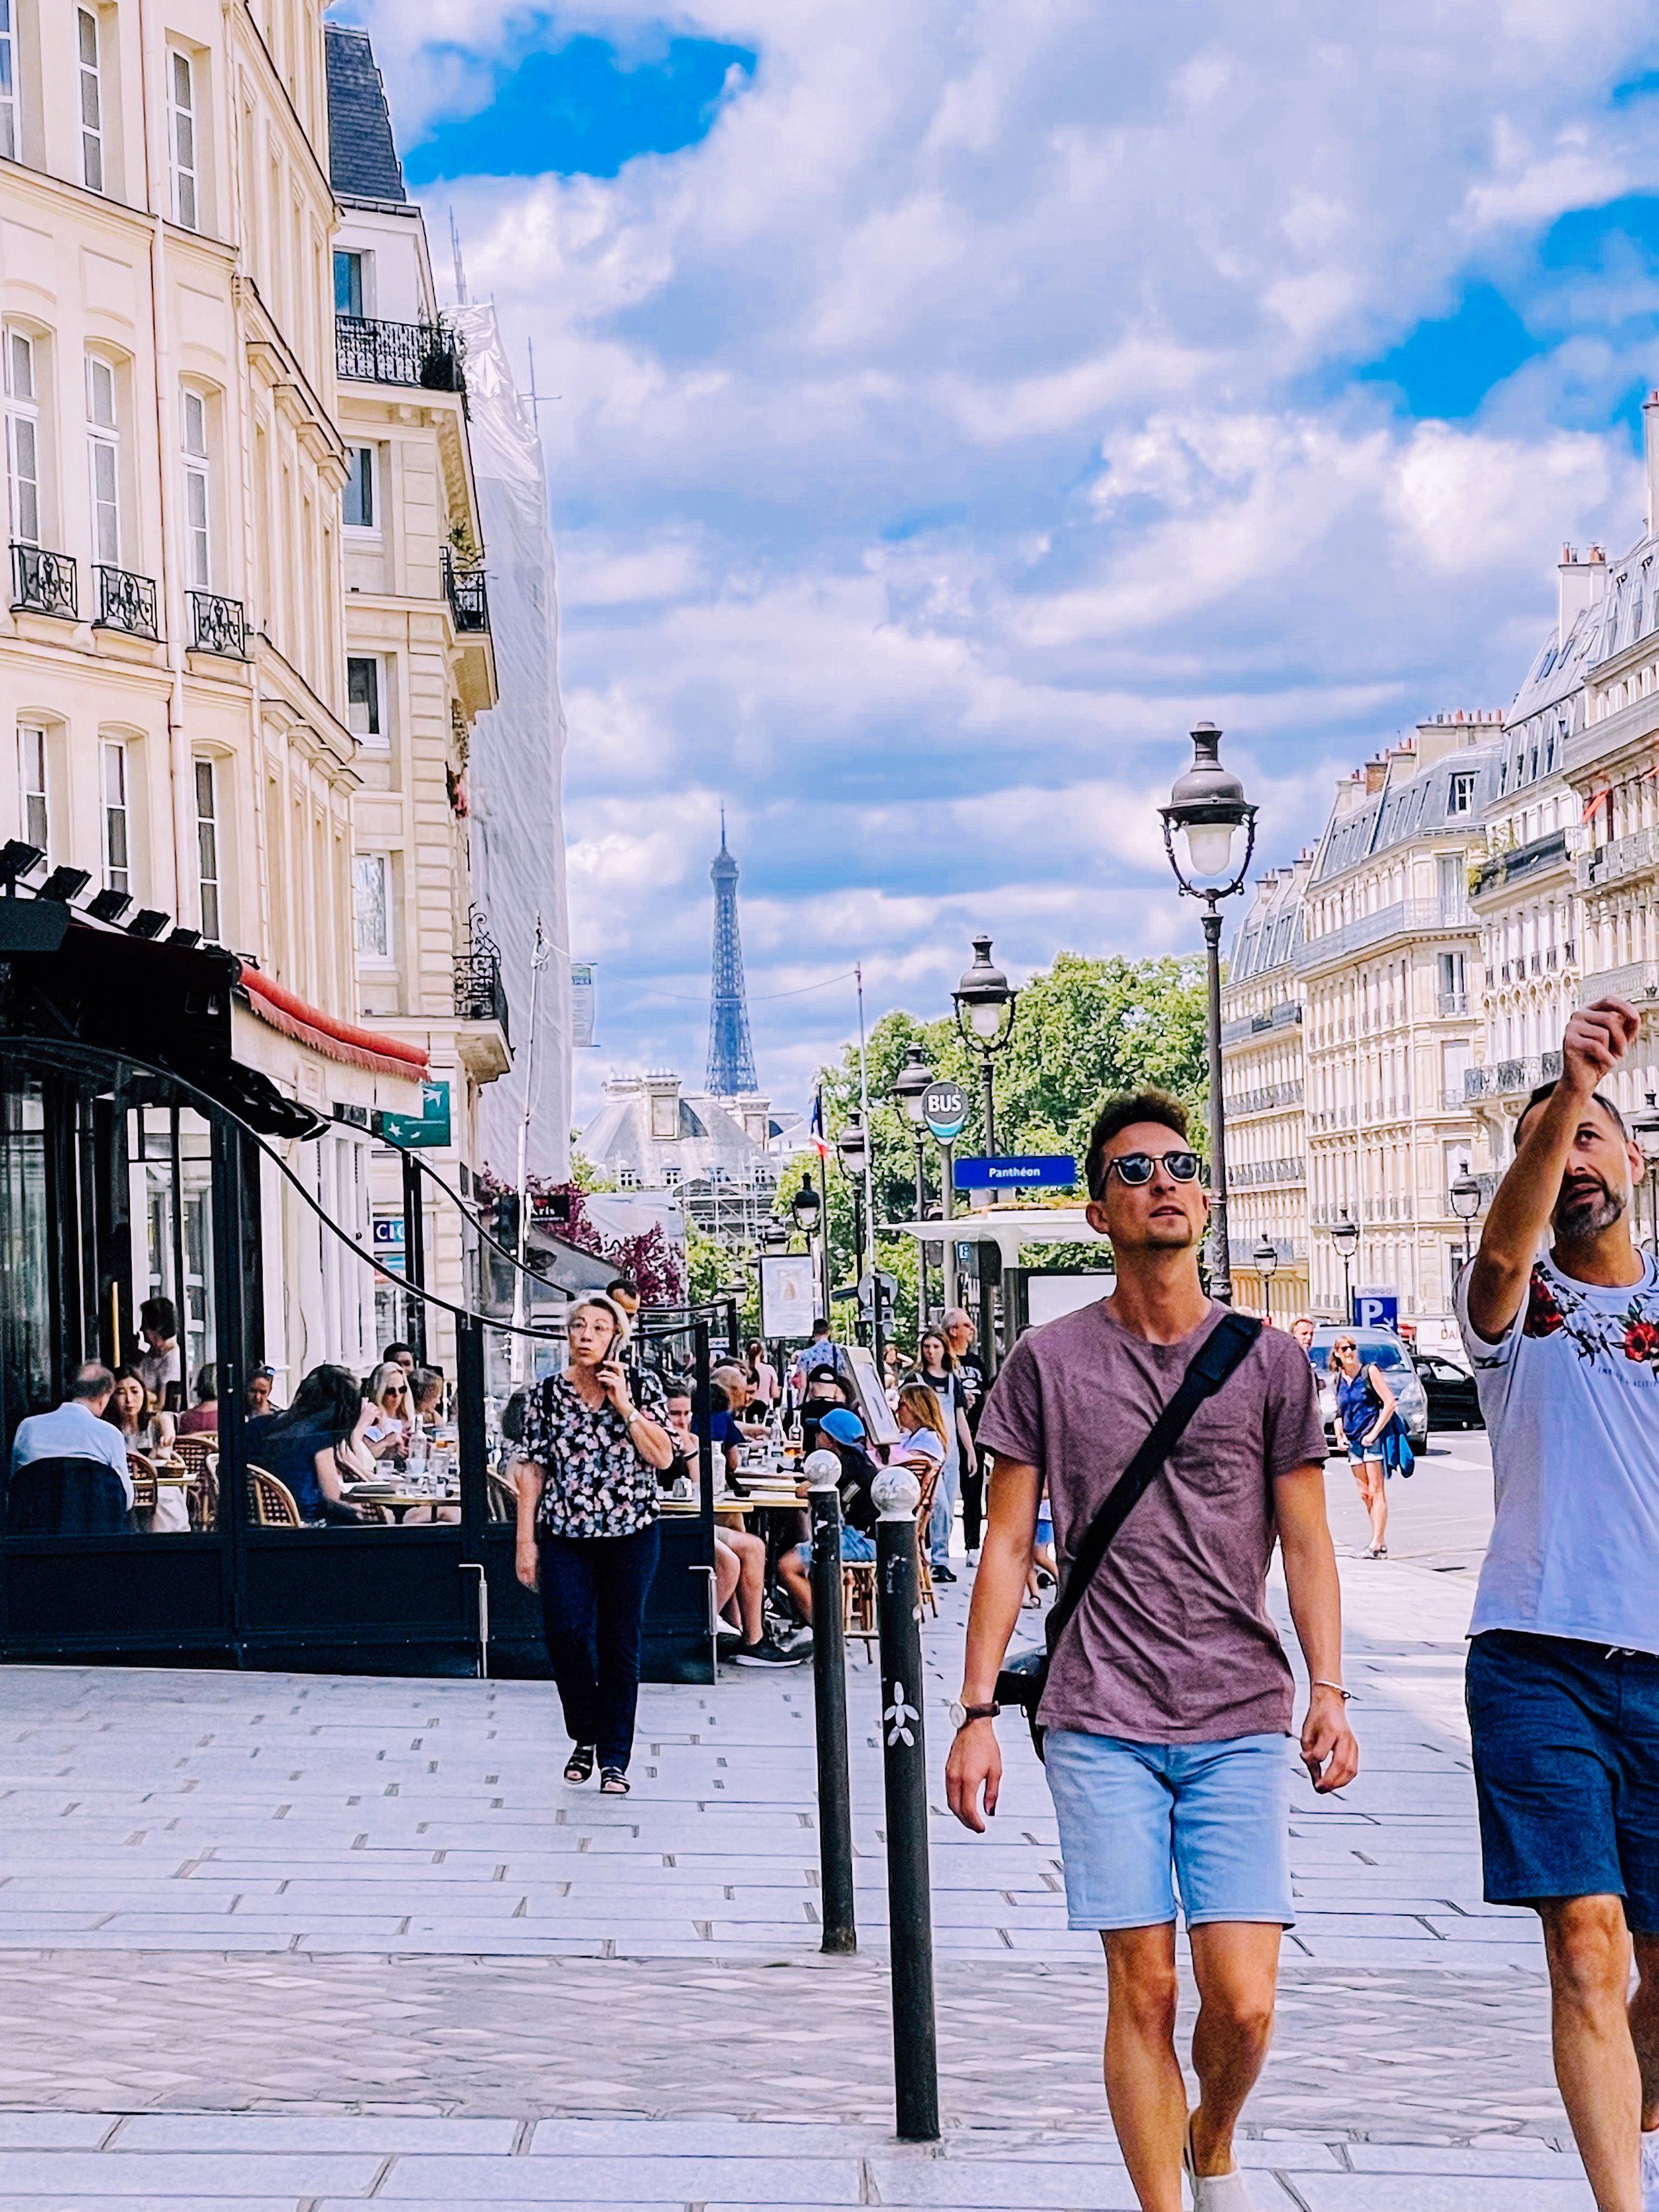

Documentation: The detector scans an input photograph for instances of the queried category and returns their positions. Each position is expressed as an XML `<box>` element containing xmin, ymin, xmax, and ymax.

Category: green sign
<box><xmin>375</xmin><ymin>1080</ymin><xmax>451</xmax><ymax>1149</ymax></box>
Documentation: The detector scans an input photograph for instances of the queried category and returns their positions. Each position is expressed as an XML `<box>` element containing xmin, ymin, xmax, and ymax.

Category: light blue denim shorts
<box><xmin>796</xmin><ymin>1527</ymin><xmax>875</xmax><ymax>1567</ymax></box>
<box><xmin>1045</xmin><ymin>1729</ymin><xmax>1295</xmax><ymax>1931</ymax></box>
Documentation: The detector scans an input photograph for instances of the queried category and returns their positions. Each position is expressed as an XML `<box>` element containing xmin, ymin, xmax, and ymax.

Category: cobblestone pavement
<box><xmin>0</xmin><ymin>1436</ymin><xmax>1599</xmax><ymax>2207</ymax></box>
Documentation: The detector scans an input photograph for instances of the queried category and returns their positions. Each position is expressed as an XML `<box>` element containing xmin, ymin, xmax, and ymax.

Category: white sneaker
<box><xmin>1640</xmin><ymin>2124</ymin><xmax>1659</xmax><ymax>2211</ymax></box>
<box><xmin>1184</xmin><ymin>2118</ymin><xmax>1256</xmax><ymax>2210</ymax></box>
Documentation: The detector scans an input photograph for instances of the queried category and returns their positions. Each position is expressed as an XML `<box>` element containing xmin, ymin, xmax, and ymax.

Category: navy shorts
<box><xmin>1465</xmin><ymin>1630</ymin><xmax>1659</xmax><ymax>1931</ymax></box>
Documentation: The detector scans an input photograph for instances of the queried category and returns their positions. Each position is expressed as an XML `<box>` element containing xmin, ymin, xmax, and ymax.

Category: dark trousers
<box><xmin>960</xmin><ymin>1462</ymin><xmax>985</xmax><ymax>1552</ymax></box>
<box><xmin>538</xmin><ymin>1522</ymin><xmax>661</xmax><ymax>1771</ymax></box>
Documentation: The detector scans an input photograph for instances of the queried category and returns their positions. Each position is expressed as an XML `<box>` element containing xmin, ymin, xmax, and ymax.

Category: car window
<box><xmin>1308</xmin><ymin>1335</ymin><xmax>1409</xmax><ymax>1371</ymax></box>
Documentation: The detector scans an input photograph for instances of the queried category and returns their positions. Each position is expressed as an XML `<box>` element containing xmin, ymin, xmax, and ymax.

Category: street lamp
<box><xmin>1159</xmin><ymin>722</ymin><xmax>1258</xmax><ymax>1307</ymax></box>
<box><xmin>1632</xmin><ymin>1093</ymin><xmax>1659</xmax><ymax>1254</ymax></box>
<box><xmin>1330</xmin><ymin>1209</ymin><xmax>1360</xmax><ymax>1325</ymax></box>
<box><xmin>1253</xmin><ymin>1236</ymin><xmax>1279</xmax><ymax>1323</ymax></box>
<box><xmin>837</xmin><ymin>1112</ymin><xmax>873</xmax><ymax>1347</ymax></box>
<box><xmin>952</xmin><ymin>934</ymin><xmax>1017</xmax><ymax>1155</ymax></box>
<box><xmin>1449</xmin><ymin>1170</ymin><xmax>1482</xmax><ymax>1268</ymax></box>
<box><xmin>893</xmin><ymin>1043</ymin><xmax>936</xmax><ymax>1318</ymax></box>
<box><xmin>790</xmin><ymin>1174</ymin><xmax>822</xmax><ymax>1236</ymax></box>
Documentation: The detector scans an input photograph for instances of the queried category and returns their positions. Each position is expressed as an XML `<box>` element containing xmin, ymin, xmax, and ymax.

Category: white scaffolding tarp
<box><xmin>455</xmin><ymin>303</ymin><xmax>572</xmax><ymax>1184</ymax></box>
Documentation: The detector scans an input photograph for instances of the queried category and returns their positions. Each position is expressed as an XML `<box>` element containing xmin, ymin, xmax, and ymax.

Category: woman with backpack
<box><xmin>1330</xmin><ymin>1335</ymin><xmax>1397</xmax><ymax>1560</ymax></box>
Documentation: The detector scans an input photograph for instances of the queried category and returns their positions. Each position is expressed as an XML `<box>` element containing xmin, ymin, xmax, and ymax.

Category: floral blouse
<box><xmin>519</xmin><ymin>1369</ymin><xmax>667</xmax><ymax>1540</ymax></box>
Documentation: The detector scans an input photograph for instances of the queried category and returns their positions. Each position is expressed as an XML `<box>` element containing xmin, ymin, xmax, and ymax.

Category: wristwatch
<box><xmin>949</xmin><ymin>1700</ymin><xmax>1000</xmax><ymax>1729</ymax></box>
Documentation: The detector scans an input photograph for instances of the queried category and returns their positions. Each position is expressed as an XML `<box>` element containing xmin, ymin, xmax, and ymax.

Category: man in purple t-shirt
<box><xmin>946</xmin><ymin>1091</ymin><xmax>1358</xmax><ymax>2212</ymax></box>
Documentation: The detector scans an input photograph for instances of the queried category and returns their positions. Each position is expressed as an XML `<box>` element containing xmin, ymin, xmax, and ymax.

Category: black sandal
<box><xmin>599</xmin><ymin>1765</ymin><xmax>630</xmax><ymax>1795</ymax></box>
<box><xmin>563</xmin><ymin>1745</ymin><xmax>596</xmax><ymax>1785</ymax></box>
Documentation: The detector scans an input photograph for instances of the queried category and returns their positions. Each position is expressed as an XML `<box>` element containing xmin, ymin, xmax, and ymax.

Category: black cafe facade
<box><xmin>0</xmin><ymin>887</ymin><xmax>723</xmax><ymax>1682</ymax></box>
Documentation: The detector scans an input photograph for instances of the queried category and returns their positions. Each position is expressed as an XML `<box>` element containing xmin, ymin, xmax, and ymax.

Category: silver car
<box><xmin>1305</xmin><ymin>1326</ymin><xmax>1429</xmax><ymax>1455</ymax></box>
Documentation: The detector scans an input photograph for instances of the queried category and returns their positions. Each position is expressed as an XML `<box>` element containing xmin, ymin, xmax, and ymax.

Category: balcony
<box><xmin>10</xmin><ymin>543</ymin><xmax>77</xmax><ymax>619</ymax></box>
<box><xmin>335</xmin><ymin>315</ymin><xmax>465</xmax><ymax>394</ymax></box>
<box><xmin>1464</xmin><ymin>1050</ymin><xmax>1562</xmax><ymax>1102</ymax></box>
<box><xmin>454</xmin><ymin>947</ymin><xmax>509</xmax><ymax>1032</ymax></box>
<box><xmin>1220</xmin><ymin>999</ymin><xmax>1302</xmax><ymax>1046</ymax></box>
<box><xmin>1228</xmin><ymin>1155</ymin><xmax>1306</xmax><ymax>1189</ymax></box>
<box><xmin>1300</xmin><ymin>897</ymin><xmax>1475</xmax><ymax>967</ymax></box>
<box><xmin>1473</xmin><ymin>828</ymin><xmax>1569</xmax><ymax>901</ymax></box>
<box><xmin>188</xmin><ymin>590</ymin><xmax>247</xmax><ymax>658</ymax></box>
<box><xmin>441</xmin><ymin>546</ymin><xmax>489</xmax><ymax>633</ymax></box>
<box><xmin>1579</xmin><ymin>958</ymin><xmax>1659</xmax><ymax>1008</ymax></box>
<box><xmin>1437</xmin><ymin>990</ymin><xmax>1469</xmax><ymax>1015</ymax></box>
<box><xmin>1224</xmin><ymin>1078</ymin><xmax>1304</xmax><ymax>1116</ymax></box>
<box><xmin>93</xmin><ymin>563</ymin><xmax>159</xmax><ymax>640</ymax></box>
<box><xmin>1579</xmin><ymin>826</ymin><xmax>1659</xmax><ymax>896</ymax></box>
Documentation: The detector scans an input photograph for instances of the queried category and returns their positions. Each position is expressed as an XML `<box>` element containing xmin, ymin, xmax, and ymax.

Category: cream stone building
<box><xmin>1219</xmin><ymin>856</ymin><xmax>1311</xmax><ymax>1321</ymax></box>
<box><xmin>0</xmin><ymin>2</ymin><xmax>447</xmax><ymax>1403</ymax></box>
<box><xmin>325</xmin><ymin>27</ymin><xmax>508</xmax><ymax>1366</ymax></box>
<box><xmin>1297</xmin><ymin>718</ymin><xmax>1494</xmax><ymax>1344</ymax></box>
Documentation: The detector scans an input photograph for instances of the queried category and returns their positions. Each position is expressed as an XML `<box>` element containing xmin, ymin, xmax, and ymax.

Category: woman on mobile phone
<box><xmin>512</xmin><ymin>1295</ymin><xmax>675</xmax><ymax>1795</ymax></box>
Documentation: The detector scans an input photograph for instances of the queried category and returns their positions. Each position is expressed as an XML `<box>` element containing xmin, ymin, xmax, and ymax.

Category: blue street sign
<box><xmin>954</xmin><ymin>1155</ymin><xmax>1077</xmax><ymax>1192</ymax></box>
<box><xmin>1353</xmin><ymin>1288</ymin><xmax>1399</xmax><ymax>1331</ymax></box>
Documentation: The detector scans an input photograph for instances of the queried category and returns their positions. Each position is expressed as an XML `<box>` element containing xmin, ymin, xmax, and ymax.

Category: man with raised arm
<box><xmin>945</xmin><ymin>1090</ymin><xmax>1357</xmax><ymax>2212</ymax></box>
<box><xmin>1457</xmin><ymin>999</ymin><xmax>1659</xmax><ymax>2212</ymax></box>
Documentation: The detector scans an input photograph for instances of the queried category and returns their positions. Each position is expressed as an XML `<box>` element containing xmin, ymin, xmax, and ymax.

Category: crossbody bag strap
<box><xmin>1045</xmin><ymin>1309</ymin><xmax>1263</xmax><ymax>1657</ymax></box>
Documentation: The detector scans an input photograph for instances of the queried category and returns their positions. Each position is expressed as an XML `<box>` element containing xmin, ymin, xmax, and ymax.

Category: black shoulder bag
<box><xmin>995</xmin><ymin>1309</ymin><xmax>1263</xmax><ymax>1760</ymax></box>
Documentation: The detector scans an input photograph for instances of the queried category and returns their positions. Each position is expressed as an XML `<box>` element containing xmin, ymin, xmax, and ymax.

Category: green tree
<box><xmin>807</xmin><ymin>953</ymin><xmax>1208</xmax><ymax>1337</ymax></box>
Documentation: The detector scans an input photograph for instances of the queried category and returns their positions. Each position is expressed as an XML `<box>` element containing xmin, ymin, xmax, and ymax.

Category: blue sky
<box><xmin>346</xmin><ymin>1</ymin><xmax>1659</xmax><ymax>1127</ymax></box>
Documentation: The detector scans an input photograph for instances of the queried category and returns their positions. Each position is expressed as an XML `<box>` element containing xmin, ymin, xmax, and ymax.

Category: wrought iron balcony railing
<box><xmin>10</xmin><ymin>543</ymin><xmax>77</xmax><ymax>619</ymax></box>
<box><xmin>1464</xmin><ymin>1050</ymin><xmax>1561</xmax><ymax>1102</ymax></box>
<box><xmin>94</xmin><ymin>563</ymin><xmax>159</xmax><ymax>640</ymax></box>
<box><xmin>454</xmin><ymin>948</ymin><xmax>509</xmax><ymax>1033</ymax></box>
<box><xmin>335</xmin><ymin>315</ymin><xmax>465</xmax><ymax>393</ymax></box>
<box><xmin>187</xmin><ymin>589</ymin><xmax>247</xmax><ymax>658</ymax></box>
<box><xmin>441</xmin><ymin>546</ymin><xmax>489</xmax><ymax>633</ymax></box>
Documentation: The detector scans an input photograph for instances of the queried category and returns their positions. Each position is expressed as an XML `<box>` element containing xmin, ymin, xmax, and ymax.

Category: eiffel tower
<box><xmin>705</xmin><ymin>812</ymin><xmax>758</xmax><ymax>1097</ymax></box>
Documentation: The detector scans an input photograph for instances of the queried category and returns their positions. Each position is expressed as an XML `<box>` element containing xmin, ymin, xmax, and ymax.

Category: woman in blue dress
<box><xmin>1330</xmin><ymin>1335</ymin><xmax>1398</xmax><ymax>1560</ymax></box>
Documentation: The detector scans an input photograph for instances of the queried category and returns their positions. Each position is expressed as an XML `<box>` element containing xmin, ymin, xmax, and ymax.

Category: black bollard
<box><xmin>805</xmin><ymin>1449</ymin><xmax>856</xmax><ymax>1954</ymax></box>
<box><xmin>872</xmin><ymin>1466</ymin><xmax>940</xmax><ymax>2144</ymax></box>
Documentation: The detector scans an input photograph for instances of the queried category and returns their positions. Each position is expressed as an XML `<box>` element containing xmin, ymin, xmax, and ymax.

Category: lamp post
<box><xmin>1449</xmin><ymin>1170</ymin><xmax>1482</xmax><ymax>1269</ymax></box>
<box><xmin>1633</xmin><ymin>1094</ymin><xmax>1659</xmax><ymax>1254</ymax></box>
<box><xmin>792</xmin><ymin>1171</ymin><xmax>826</xmax><ymax>1323</ymax></box>
<box><xmin>893</xmin><ymin>1045</ymin><xmax>935</xmax><ymax>1319</ymax></box>
<box><xmin>952</xmin><ymin>935</ymin><xmax>1017</xmax><ymax>1157</ymax></box>
<box><xmin>837</xmin><ymin>1112</ymin><xmax>875</xmax><ymax>1354</ymax></box>
<box><xmin>1253</xmin><ymin>1236</ymin><xmax>1279</xmax><ymax>1323</ymax></box>
<box><xmin>1159</xmin><ymin>722</ymin><xmax>1258</xmax><ymax>1307</ymax></box>
<box><xmin>1331</xmin><ymin>1209</ymin><xmax>1360</xmax><ymax>1325</ymax></box>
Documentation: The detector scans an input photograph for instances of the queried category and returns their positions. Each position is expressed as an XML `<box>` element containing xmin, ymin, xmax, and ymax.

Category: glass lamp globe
<box><xmin>1180</xmin><ymin>820</ymin><xmax>1240</xmax><ymax>881</ymax></box>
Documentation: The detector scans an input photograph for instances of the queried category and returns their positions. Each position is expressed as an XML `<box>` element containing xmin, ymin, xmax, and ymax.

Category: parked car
<box><xmin>1414</xmin><ymin>1351</ymin><xmax>1484</xmax><ymax>1431</ymax></box>
<box><xmin>1303</xmin><ymin>1326</ymin><xmax>1429</xmax><ymax>1455</ymax></box>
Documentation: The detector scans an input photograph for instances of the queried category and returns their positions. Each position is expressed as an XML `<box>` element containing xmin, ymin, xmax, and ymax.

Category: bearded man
<box><xmin>1459</xmin><ymin>999</ymin><xmax>1659</xmax><ymax>2212</ymax></box>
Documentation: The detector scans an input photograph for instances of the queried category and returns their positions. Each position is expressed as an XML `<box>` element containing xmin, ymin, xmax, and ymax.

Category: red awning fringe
<box><xmin>237</xmin><ymin>965</ymin><xmax>429</xmax><ymax>1084</ymax></box>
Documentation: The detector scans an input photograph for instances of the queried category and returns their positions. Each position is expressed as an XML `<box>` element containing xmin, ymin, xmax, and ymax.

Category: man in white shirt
<box><xmin>1458</xmin><ymin>998</ymin><xmax>1659</xmax><ymax>2212</ymax></box>
<box><xmin>9</xmin><ymin>1363</ymin><xmax>133</xmax><ymax>1511</ymax></box>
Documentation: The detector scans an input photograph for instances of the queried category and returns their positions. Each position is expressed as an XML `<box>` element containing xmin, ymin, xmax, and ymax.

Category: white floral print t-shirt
<box><xmin>1457</xmin><ymin>1251</ymin><xmax>1659</xmax><ymax>1653</ymax></box>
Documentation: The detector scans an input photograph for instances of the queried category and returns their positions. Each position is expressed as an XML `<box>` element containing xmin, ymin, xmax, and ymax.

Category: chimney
<box><xmin>1558</xmin><ymin>544</ymin><xmax>1608</xmax><ymax>646</ymax></box>
<box><xmin>1364</xmin><ymin>755</ymin><xmax>1389</xmax><ymax>794</ymax></box>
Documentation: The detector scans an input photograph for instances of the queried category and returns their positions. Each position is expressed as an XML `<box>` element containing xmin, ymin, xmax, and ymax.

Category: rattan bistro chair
<box><xmin>246</xmin><ymin>1465</ymin><xmax>303</xmax><ymax>1528</ymax></box>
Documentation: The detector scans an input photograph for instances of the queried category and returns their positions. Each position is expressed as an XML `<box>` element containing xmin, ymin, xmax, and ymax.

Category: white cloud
<box><xmin>346</xmin><ymin>0</ymin><xmax>1659</xmax><ymax>1122</ymax></box>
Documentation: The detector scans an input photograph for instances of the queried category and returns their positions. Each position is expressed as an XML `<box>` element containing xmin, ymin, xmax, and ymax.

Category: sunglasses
<box><xmin>1098</xmin><ymin>1148</ymin><xmax>1204</xmax><ymax>1189</ymax></box>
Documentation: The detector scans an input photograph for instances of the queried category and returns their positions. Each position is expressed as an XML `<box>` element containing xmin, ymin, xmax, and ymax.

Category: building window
<box><xmin>353</xmin><ymin>853</ymin><xmax>390</xmax><ymax>962</ymax></box>
<box><xmin>78</xmin><ymin>9</ymin><xmax>104</xmax><ymax>193</ymax></box>
<box><xmin>102</xmin><ymin>738</ymin><xmax>129</xmax><ymax>895</ymax></box>
<box><xmin>616</xmin><ymin>1167</ymin><xmax>640</xmax><ymax>1191</ymax></box>
<box><xmin>5</xmin><ymin>327</ymin><xmax>38</xmax><ymax>545</ymax></box>
<box><xmin>87</xmin><ymin>354</ymin><xmax>119</xmax><ymax>564</ymax></box>
<box><xmin>342</xmin><ymin>445</ymin><xmax>374</xmax><ymax>530</ymax></box>
<box><xmin>346</xmin><ymin>656</ymin><xmax>382</xmax><ymax>741</ymax></box>
<box><xmin>0</xmin><ymin>0</ymin><xmax>18</xmax><ymax>163</ymax></box>
<box><xmin>180</xmin><ymin>388</ymin><xmax>210</xmax><ymax>586</ymax></box>
<box><xmin>194</xmin><ymin>758</ymin><xmax>220</xmax><ymax>940</ymax></box>
<box><xmin>170</xmin><ymin>50</ymin><xmax>198</xmax><ymax>230</ymax></box>
<box><xmin>1449</xmin><ymin>771</ymin><xmax>1476</xmax><ymax>816</ymax></box>
<box><xmin>334</xmin><ymin>250</ymin><xmax>364</xmax><ymax>318</ymax></box>
<box><xmin>17</xmin><ymin>722</ymin><xmax>46</xmax><ymax>851</ymax></box>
